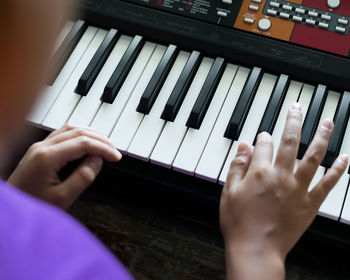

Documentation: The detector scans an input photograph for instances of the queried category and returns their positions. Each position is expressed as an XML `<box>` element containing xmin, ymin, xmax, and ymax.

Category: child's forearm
<box><xmin>225</xmin><ymin>242</ymin><xmax>285</xmax><ymax>280</ymax></box>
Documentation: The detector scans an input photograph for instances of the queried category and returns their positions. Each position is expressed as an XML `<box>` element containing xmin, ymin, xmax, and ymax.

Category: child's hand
<box><xmin>220</xmin><ymin>103</ymin><xmax>348</xmax><ymax>280</ymax></box>
<box><xmin>8</xmin><ymin>124</ymin><xmax>122</xmax><ymax>209</ymax></box>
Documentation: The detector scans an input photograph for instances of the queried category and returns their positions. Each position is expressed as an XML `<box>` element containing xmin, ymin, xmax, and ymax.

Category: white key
<box><xmin>53</xmin><ymin>21</ymin><xmax>74</xmax><ymax>55</ymax></box>
<box><xmin>27</xmin><ymin>27</ymin><xmax>98</xmax><ymax>126</ymax></box>
<box><xmin>173</xmin><ymin>64</ymin><xmax>238</xmax><ymax>175</ymax></box>
<box><xmin>42</xmin><ymin>29</ymin><xmax>108</xmax><ymax>130</ymax></box>
<box><xmin>298</xmin><ymin>84</ymin><xmax>314</xmax><ymax>124</ymax></box>
<box><xmin>127</xmin><ymin>51</ymin><xmax>190</xmax><ymax>161</ymax></box>
<box><xmin>109</xmin><ymin>44</ymin><xmax>167</xmax><ymax>152</ymax></box>
<box><xmin>219</xmin><ymin>73</ymin><xmax>277</xmax><ymax>185</ymax></box>
<box><xmin>272</xmin><ymin>81</ymin><xmax>303</xmax><ymax>162</ymax></box>
<box><xmin>315</xmin><ymin>91</ymin><xmax>342</xmax><ymax>219</ymax></box>
<box><xmin>195</xmin><ymin>67</ymin><xmax>250</xmax><ymax>182</ymax></box>
<box><xmin>306</xmin><ymin>90</ymin><xmax>340</xmax><ymax>191</ymax></box>
<box><xmin>150</xmin><ymin>58</ymin><xmax>214</xmax><ymax>168</ymax></box>
<box><xmin>304</xmin><ymin>90</ymin><xmax>339</xmax><ymax>192</ymax></box>
<box><xmin>90</xmin><ymin>42</ymin><xmax>156</xmax><ymax>137</ymax></box>
<box><xmin>340</xmin><ymin>117</ymin><xmax>350</xmax><ymax>223</ymax></box>
<box><xmin>68</xmin><ymin>35</ymin><xmax>132</xmax><ymax>127</ymax></box>
<box><xmin>339</xmin><ymin>135</ymin><xmax>350</xmax><ymax>224</ymax></box>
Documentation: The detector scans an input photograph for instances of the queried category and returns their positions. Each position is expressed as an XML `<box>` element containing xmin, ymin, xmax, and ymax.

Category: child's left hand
<box><xmin>8</xmin><ymin>124</ymin><xmax>122</xmax><ymax>209</ymax></box>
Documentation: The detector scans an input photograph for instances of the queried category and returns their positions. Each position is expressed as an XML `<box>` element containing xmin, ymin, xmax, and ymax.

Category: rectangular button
<box><xmin>280</xmin><ymin>12</ymin><xmax>290</xmax><ymax>19</ymax></box>
<box><xmin>282</xmin><ymin>4</ymin><xmax>292</xmax><ymax>11</ymax></box>
<box><xmin>308</xmin><ymin>11</ymin><xmax>318</xmax><ymax>17</ymax></box>
<box><xmin>336</xmin><ymin>26</ymin><xmax>346</xmax><ymax>33</ymax></box>
<box><xmin>293</xmin><ymin>15</ymin><xmax>303</xmax><ymax>22</ymax></box>
<box><xmin>252</xmin><ymin>0</ymin><xmax>262</xmax><ymax>3</ymax></box>
<box><xmin>338</xmin><ymin>18</ymin><xmax>349</xmax><ymax>25</ymax></box>
<box><xmin>249</xmin><ymin>4</ymin><xmax>259</xmax><ymax>11</ymax></box>
<box><xmin>217</xmin><ymin>11</ymin><xmax>227</xmax><ymax>17</ymax></box>
<box><xmin>321</xmin><ymin>14</ymin><xmax>331</xmax><ymax>20</ymax></box>
<box><xmin>222</xmin><ymin>0</ymin><xmax>232</xmax><ymax>3</ymax></box>
<box><xmin>306</xmin><ymin>19</ymin><xmax>316</xmax><ymax>25</ymax></box>
<box><xmin>295</xmin><ymin>8</ymin><xmax>305</xmax><ymax>14</ymax></box>
<box><xmin>318</xmin><ymin>22</ymin><xmax>329</xmax><ymax>29</ymax></box>
<box><xmin>267</xmin><ymin>9</ymin><xmax>277</xmax><ymax>16</ymax></box>
<box><xmin>270</xmin><ymin>1</ymin><xmax>280</xmax><ymax>8</ymax></box>
<box><xmin>244</xmin><ymin>17</ymin><xmax>255</xmax><ymax>24</ymax></box>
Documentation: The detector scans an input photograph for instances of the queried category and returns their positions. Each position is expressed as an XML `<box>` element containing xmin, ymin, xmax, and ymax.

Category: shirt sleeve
<box><xmin>0</xmin><ymin>180</ymin><xmax>134</xmax><ymax>280</ymax></box>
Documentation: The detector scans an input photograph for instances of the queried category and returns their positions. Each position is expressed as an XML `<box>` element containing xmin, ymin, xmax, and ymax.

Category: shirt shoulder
<box><xmin>0</xmin><ymin>180</ymin><xmax>133</xmax><ymax>280</ymax></box>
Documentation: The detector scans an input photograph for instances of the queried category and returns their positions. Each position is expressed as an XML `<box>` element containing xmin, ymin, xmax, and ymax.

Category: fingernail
<box><xmin>89</xmin><ymin>156</ymin><xmax>103</xmax><ymax>171</ymax></box>
<box><xmin>258</xmin><ymin>131</ymin><xmax>271</xmax><ymax>141</ymax></box>
<box><xmin>339</xmin><ymin>154</ymin><xmax>348</xmax><ymax>165</ymax></box>
<box><xmin>237</xmin><ymin>142</ymin><xmax>250</xmax><ymax>155</ymax></box>
<box><xmin>291</xmin><ymin>102</ymin><xmax>301</xmax><ymax>112</ymax></box>
<box><xmin>115</xmin><ymin>149</ymin><xmax>122</xmax><ymax>160</ymax></box>
<box><xmin>321</xmin><ymin>119</ymin><xmax>333</xmax><ymax>131</ymax></box>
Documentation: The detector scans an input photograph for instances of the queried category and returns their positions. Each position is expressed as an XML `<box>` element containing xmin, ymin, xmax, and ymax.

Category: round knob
<box><xmin>327</xmin><ymin>0</ymin><xmax>340</xmax><ymax>9</ymax></box>
<box><xmin>258</xmin><ymin>18</ymin><xmax>271</xmax><ymax>31</ymax></box>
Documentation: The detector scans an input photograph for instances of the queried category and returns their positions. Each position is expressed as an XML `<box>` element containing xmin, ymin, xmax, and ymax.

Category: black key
<box><xmin>323</xmin><ymin>91</ymin><xmax>350</xmax><ymax>168</ymax></box>
<box><xmin>48</xmin><ymin>20</ymin><xmax>87</xmax><ymax>85</ymax></box>
<box><xmin>101</xmin><ymin>35</ymin><xmax>144</xmax><ymax>103</ymax></box>
<box><xmin>76</xmin><ymin>29</ymin><xmax>120</xmax><ymax>96</ymax></box>
<box><xmin>298</xmin><ymin>84</ymin><xmax>327</xmax><ymax>159</ymax></box>
<box><xmin>224</xmin><ymin>67</ymin><xmax>263</xmax><ymax>140</ymax></box>
<box><xmin>161</xmin><ymin>51</ymin><xmax>202</xmax><ymax>122</ymax></box>
<box><xmin>254</xmin><ymin>74</ymin><xmax>289</xmax><ymax>144</ymax></box>
<box><xmin>136</xmin><ymin>45</ymin><xmax>179</xmax><ymax>114</ymax></box>
<box><xmin>186</xmin><ymin>57</ymin><xmax>226</xmax><ymax>129</ymax></box>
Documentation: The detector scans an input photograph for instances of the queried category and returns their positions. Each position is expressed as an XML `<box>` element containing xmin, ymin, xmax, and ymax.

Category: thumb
<box><xmin>59</xmin><ymin>156</ymin><xmax>103</xmax><ymax>209</ymax></box>
<box><xmin>225</xmin><ymin>142</ymin><xmax>252</xmax><ymax>189</ymax></box>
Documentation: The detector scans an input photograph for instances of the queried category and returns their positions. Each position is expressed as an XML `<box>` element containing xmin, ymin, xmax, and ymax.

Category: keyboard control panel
<box><xmin>120</xmin><ymin>0</ymin><xmax>350</xmax><ymax>57</ymax></box>
<box><xmin>234</xmin><ymin>0</ymin><xmax>350</xmax><ymax>57</ymax></box>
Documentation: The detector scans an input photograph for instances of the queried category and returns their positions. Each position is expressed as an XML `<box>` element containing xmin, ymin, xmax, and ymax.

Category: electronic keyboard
<box><xmin>27</xmin><ymin>0</ymin><xmax>350</xmax><ymax>246</ymax></box>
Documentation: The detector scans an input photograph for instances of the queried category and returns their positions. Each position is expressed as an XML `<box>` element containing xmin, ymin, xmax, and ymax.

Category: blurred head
<box><xmin>0</xmin><ymin>0</ymin><xmax>68</xmax><ymax>164</ymax></box>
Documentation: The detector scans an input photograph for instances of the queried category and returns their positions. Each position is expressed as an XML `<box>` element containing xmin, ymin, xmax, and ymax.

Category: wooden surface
<box><xmin>68</xmin><ymin>170</ymin><xmax>350</xmax><ymax>280</ymax></box>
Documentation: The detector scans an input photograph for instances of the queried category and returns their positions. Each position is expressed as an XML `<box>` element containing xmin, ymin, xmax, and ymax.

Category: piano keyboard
<box><xmin>28</xmin><ymin>20</ymin><xmax>350</xmax><ymax>225</ymax></box>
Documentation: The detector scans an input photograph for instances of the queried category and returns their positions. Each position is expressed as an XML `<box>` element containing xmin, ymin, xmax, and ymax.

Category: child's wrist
<box><xmin>225</xmin><ymin>239</ymin><xmax>285</xmax><ymax>280</ymax></box>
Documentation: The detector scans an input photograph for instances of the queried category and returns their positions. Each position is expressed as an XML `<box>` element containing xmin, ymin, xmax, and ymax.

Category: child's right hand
<box><xmin>8</xmin><ymin>124</ymin><xmax>122</xmax><ymax>209</ymax></box>
<box><xmin>220</xmin><ymin>103</ymin><xmax>348</xmax><ymax>280</ymax></box>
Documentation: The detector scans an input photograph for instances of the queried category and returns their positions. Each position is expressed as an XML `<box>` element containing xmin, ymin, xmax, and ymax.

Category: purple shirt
<box><xmin>0</xmin><ymin>179</ymin><xmax>133</xmax><ymax>280</ymax></box>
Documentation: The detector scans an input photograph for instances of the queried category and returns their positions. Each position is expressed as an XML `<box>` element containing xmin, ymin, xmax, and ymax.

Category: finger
<box><xmin>309</xmin><ymin>154</ymin><xmax>348</xmax><ymax>208</ymax></box>
<box><xmin>274</xmin><ymin>103</ymin><xmax>302</xmax><ymax>173</ymax></box>
<box><xmin>50</xmin><ymin>136</ymin><xmax>122</xmax><ymax>171</ymax></box>
<box><xmin>225</xmin><ymin>142</ymin><xmax>252</xmax><ymax>190</ymax></box>
<box><xmin>57</xmin><ymin>156</ymin><xmax>103</xmax><ymax>209</ymax></box>
<box><xmin>44</xmin><ymin>126</ymin><xmax>115</xmax><ymax>149</ymax></box>
<box><xmin>249</xmin><ymin>132</ymin><xmax>273</xmax><ymax>169</ymax></box>
<box><xmin>294</xmin><ymin>119</ymin><xmax>333</xmax><ymax>187</ymax></box>
<box><xmin>46</xmin><ymin>124</ymin><xmax>105</xmax><ymax>140</ymax></box>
